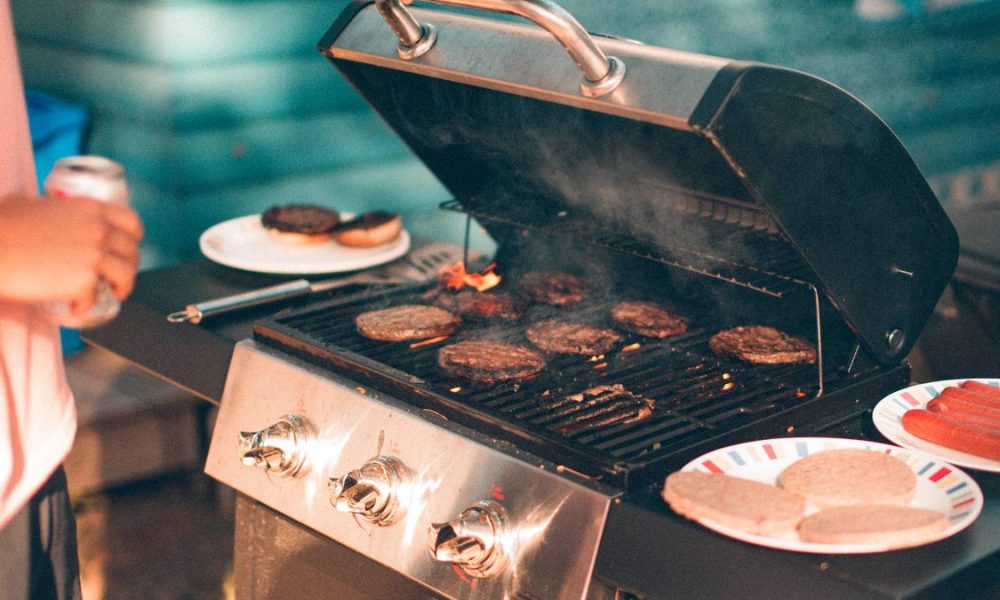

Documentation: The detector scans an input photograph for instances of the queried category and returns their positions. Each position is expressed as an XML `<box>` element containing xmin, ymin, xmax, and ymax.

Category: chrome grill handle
<box><xmin>373</xmin><ymin>0</ymin><xmax>625</xmax><ymax>97</ymax></box>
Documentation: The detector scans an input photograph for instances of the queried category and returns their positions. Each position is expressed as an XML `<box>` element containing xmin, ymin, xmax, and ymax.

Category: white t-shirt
<box><xmin>0</xmin><ymin>0</ymin><xmax>77</xmax><ymax>529</ymax></box>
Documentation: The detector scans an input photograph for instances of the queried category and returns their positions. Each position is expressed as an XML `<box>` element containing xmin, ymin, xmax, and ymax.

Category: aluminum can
<box><xmin>44</xmin><ymin>155</ymin><xmax>131</xmax><ymax>329</ymax></box>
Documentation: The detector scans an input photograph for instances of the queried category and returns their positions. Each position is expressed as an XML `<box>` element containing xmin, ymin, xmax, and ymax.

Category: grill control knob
<box><xmin>237</xmin><ymin>414</ymin><xmax>309</xmax><ymax>477</ymax></box>
<box><xmin>428</xmin><ymin>501</ymin><xmax>509</xmax><ymax>578</ymax></box>
<box><xmin>328</xmin><ymin>456</ymin><xmax>408</xmax><ymax>526</ymax></box>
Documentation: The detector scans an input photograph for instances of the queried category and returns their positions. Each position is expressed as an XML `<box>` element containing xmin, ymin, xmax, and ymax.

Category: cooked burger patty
<box><xmin>427</xmin><ymin>289</ymin><xmax>525</xmax><ymax>321</ymax></box>
<box><xmin>553</xmin><ymin>384</ymin><xmax>656</xmax><ymax>432</ymax></box>
<box><xmin>334</xmin><ymin>210</ymin><xmax>397</xmax><ymax>232</ymax></box>
<box><xmin>438</xmin><ymin>340</ymin><xmax>545</xmax><ymax>383</ymax></box>
<box><xmin>610</xmin><ymin>301</ymin><xmax>689</xmax><ymax>338</ymax></box>
<box><xmin>261</xmin><ymin>203</ymin><xmax>341</xmax><ymax>234</ymax></box>
<box><xmin>526</xmin><ymin>320</ymin><xmax>621</xmax><ymax>355</ymax></box>
<box><xmin>709</xmin><ymin>325</ymin><xmax>816</xmax><ymax>364</ymax></box>
<box><xmin>355</xmin><ymin>304</ymin><xmax>461</xmax><ymax>342</ymax></box>
<box><xmin>518</xmin><ymin>271</ymin><xmax>588</xmax><ymax>306</ymax></box>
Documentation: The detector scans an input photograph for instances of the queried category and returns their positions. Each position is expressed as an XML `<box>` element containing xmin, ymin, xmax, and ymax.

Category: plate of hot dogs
<box><xmin>873</xmin><ymin>378</ymin><xmax>1000</xmax><ymax>473</ymax></box>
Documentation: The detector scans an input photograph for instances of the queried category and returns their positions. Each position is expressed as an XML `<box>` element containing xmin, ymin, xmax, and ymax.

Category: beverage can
<box><xmin>44</xmin><ymin>155</ymin><xmax>129</xmax><ymax>205</ymax></box>
<box><xmin>44</xmin><ymin>156</ymin><xmax>131</xmax><ymax>329</ymax></box>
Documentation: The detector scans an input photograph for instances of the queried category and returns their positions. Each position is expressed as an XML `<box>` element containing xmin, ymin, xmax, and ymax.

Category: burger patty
<box><xmin>552</xmin><ymin>384</ymin><xmax>656</xmax><ymax>433</ymax></box>
<box><xmin>518</xmin><ymin>271</ymin><xmax>588</xmax><ymax>306</ymax></box>
<box><xmin>332</xmin><ymin>210</ymin><xmax>397</xmax><ymax>232</ymax></box>
<box><xmin>526</xmin><ymin>320</ymin><xmax>621</xmax><ymax>355</ymax></box>
<box><xmin>261</xmin><ymin>203</ymin><xmax>341</xmax><ymax>234</ymax></box>
<box><xmin>610</xmin><ymin>301</ymin><xmax>689</xmax><ymax>338</ymax></box>
<box><xmin>438</xmin><ymin>340</ymin><xmax>546</xmax><ymax>383</ymax></box>
<box><xmin>709</xmin><ymin>325</ymin><xmax>817</xmax><ymax>364</ymax></box>
<box><xmin>355</xmin><ymin>304</ymin><xmax>461</xmax><ymax>342</ymax></box>
<box><xmin>425</xmin><ymin>289</ymin><xmax>525</xmax><ymax>321</ymax></box>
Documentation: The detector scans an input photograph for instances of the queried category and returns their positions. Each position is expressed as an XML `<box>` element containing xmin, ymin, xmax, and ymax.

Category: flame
<box><xmin>408</xmin><ymin>336</ymin><xmax>448</xmax><ymax>348</ymax></box>
<box><xmin>438</xmin><ymin>261</ymin><xmax>502</xmax><ymax>292</ymax></box>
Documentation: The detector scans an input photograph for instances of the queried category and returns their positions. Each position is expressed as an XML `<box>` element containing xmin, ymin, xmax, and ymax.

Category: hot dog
<box><xmin>901</xmin><ymin>409</ymin><xmax>1000</xmax><ymax>461</ymax></box>
<box><xmin>960</xmin><ymin>380</ymin><xmax>1000</xmax><ymax>402</ymax></box>
<box><xmin>928</xmin><ymin>394</ymin><xmax>1000</xmax><ymax>423</ymax></box>
<box><xmin>939</xmin><ymin>386</ymin><xmax>1000</xmax><ymax>409</ymax></box>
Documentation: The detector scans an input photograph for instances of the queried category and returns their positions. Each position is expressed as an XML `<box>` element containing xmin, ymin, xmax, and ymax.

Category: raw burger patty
<box><xmin>709</xmin><ymin>325</ymin><xmax>816</xmax><ymax>364</ymax></box>
<box><xmin>428</xmin><ymin>289</ymin><xmax>525</xmax><ymax>321</ymax></box>
<box><xmin>797</xmin><ymin>504</ymin><xmax>948</xmax><ymax>548</ymax></box>
<box><xmin>518</xmin><ymin>271</ymin><xmax>588</xmax><ymax>306</ymax></box>
<box><xmin>355</xmin><ymin>304</ymin><xmax>461</xmax><ymax>342</ymax></box>
<box><xmin>438</xmin><ymin>340</ymin><xmax>545</xmax><ymax>383</ymax></box>
<box><xmin>261</xmin><ymin>203</ymin><xmax>340</xmax><ymax>234</ymax></box>
<box><xmin>526</xmin><ymin>320</ymin><xmax>621</xmax><ymax>355</ymax></box>
<box><xmin>777</xmin><ymin>449</ymin><xmax>916</xmax><ymax>509</ymax></box>
<box><xmin>662</xmin><ymin>471</ymin><xmax>805</xmax><ymax>537</ymax></box>
<box><xmin>610</xmin><ymin>301</ymin><xmax>688</xmax><ymax>338</ymax></box>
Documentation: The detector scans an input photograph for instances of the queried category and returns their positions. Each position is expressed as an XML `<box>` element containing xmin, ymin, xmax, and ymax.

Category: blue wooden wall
<box><xmin>12</xmin><ymin>0</ymin><xmax>1000</xmax><ymax>266</ymax></box>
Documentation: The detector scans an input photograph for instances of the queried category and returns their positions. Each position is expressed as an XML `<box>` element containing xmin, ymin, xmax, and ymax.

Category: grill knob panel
<box><xmin>428</xmin><ymin>501</ymin><xmax>509</xmax><ymax>578</ymax></box>
<box><xmin>237</xmin><ymin>414</ymin><xmax>309</xmax><ymax>477</ymax></box>
<box><xmin>328</xmin><ymin>456</ymin><xmax>408</xmax><ymax>526</ymax></box>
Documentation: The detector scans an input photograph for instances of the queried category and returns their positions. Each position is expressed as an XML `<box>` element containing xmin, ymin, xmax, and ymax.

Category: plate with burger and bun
<box><xmin>873</xmin><ymin>378</ymin><xmax>1000</xmax><ymax>473</ymax></box>
<box><xmin>662</xmin><ymin>437</ymin><xmax>982</xmax><ymax>553</ymax></box>
<box><xmin>199</xmin><ymin>204</ymin><xmax>410</xmax><ymax>275</ymax></box>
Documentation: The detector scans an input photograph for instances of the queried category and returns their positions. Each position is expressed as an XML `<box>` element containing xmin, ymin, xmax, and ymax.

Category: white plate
<box><xmin>673</xmin><ymin>437</ymin><xmax>983</xmax><ymax>553</ymax></box>
<box><xmin>873</xmin><ymin>378</ymin><xmax>1000</xmax><ymax>473</ymax></box>
<box><xmin>199</xmin><ymin>214</ymin><xmax>411</xmax><ymax>275</ymax></box>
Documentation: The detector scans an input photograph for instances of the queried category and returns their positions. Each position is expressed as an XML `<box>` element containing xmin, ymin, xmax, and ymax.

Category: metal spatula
<box><xmin>167</xmin><ymin>242</ymin><xmax>477</xmax><ymax>324</ymax></box>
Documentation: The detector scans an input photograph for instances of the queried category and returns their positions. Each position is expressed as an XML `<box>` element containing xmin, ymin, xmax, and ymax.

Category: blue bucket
<box><xmin>25</xmin><ymin>90</ymin><xmax>89</xmax><ymax>355</ymax></box>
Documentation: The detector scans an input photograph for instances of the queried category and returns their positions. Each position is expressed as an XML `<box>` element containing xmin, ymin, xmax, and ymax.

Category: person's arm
<box><xmin>0</xmin><ymin>194</ymin><xmax>143</xmax><ymax>316</ymax></box>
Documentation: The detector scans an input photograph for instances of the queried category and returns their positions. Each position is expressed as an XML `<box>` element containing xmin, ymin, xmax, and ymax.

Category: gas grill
<box><xmin>204</xmin><ymin>1</ymin><xmax>959</xmax><ymax>598</ymax></box>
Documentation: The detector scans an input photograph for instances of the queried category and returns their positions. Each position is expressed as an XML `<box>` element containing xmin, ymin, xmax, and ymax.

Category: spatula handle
<box><xmin>167</xmin><ymin>279</ymin><xmax>312</xmax><ymax>324</ymax></box>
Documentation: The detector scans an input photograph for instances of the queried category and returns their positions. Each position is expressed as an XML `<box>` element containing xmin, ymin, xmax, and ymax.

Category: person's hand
<box><xmin>0</xmin><ymin>194</ymin><xmax>143</xmax><ymax>315</ymax></box>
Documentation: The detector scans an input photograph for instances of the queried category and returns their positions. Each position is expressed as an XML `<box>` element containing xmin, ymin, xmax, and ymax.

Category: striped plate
<box><xmin>674</xmin><ymin>436</ymin><xmax>983</xmax><ymax>553</ymax></box>
<box><xmin>873</xmin><ymin>378</ymin><xmax>1000</xmax><ymax>474</ymax></box>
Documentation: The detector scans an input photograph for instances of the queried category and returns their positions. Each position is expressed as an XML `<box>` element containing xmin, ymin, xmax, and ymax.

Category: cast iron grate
<box><xmin>440</xmin><ymin>198</ymin><xmax>815</xmax><ymax>296</ymax></box>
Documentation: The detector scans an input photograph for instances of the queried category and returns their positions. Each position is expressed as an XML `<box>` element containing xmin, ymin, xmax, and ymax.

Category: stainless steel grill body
<box><xmin>206</xmin><ymin>340</ymin><xmax>614</xmax><ymax>599</ymax></box>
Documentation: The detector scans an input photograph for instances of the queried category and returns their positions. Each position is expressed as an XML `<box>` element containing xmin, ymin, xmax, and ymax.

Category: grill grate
<box><xmin>256</xmin><ymin>285</ymin><xmax>849</xmax><ymax>489</ymax></box>
<box><xmin>440</xmin><ymin>199</ymin><xmax>815</xmax><ymax>297</ymax></box>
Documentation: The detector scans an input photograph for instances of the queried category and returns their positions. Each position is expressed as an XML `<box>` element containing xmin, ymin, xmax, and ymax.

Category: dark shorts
<box><xmin>0</xmin><ymin>466</ymin><xmax>82</xmax><ymax>600</ymax></box>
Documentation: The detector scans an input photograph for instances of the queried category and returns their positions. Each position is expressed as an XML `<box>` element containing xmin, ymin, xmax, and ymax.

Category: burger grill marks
<box><xmin>531</xmin><ymin>384</ymin><xmax>655</xmax><ymax>434</ymax></box>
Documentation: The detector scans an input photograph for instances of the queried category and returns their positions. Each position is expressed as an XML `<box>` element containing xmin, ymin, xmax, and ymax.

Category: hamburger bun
<box><xmin>266</xmin><ymin>229</ymin><xmax>334</xmax><ymax>244</ymax></box>
<box><xmin>777</xmin><ymin>449</ymin><xmax>916</xmax><ymax>509</ymax></box>
<box><xmin>334</xmin><ymin>211</ymin><xmax>403</xmax><ymax>248</ymax></box>
<box><xmin>797</xmin><ymin>504</ymin><xmax>948</xmax><ymax>548</ymax></box>
<box><xmin>662</xmin><ymin>471</ymin><xmax>805</xmax><ymax>536</ymax></box>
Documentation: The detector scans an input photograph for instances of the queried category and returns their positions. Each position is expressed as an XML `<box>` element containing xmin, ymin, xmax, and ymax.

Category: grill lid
<box><xmin>318</xmin><ymin>0</ymin><xmax>958</xmax><ymax>365</ymax></box>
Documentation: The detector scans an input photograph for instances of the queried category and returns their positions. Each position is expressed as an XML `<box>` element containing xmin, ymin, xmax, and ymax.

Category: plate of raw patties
<box><xmin>199</xmin><ymin>204</ymin><xmax>410</xmax><ymax>275</ymax></box>
<box><xmin>662</xmin><ymin>437</ymin><xmax>982</xmax><ymax>553</ymax></box>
